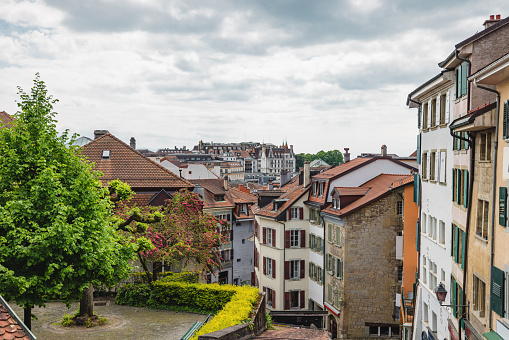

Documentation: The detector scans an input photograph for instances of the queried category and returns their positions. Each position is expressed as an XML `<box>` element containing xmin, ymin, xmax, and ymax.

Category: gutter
<box><xmin>472</xmin><ymin>80</ymin><xmax>500</xmax><ymax>331</ymax></box>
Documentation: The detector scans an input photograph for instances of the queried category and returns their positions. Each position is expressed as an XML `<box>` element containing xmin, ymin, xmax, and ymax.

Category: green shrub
<box><xmin>190</xmin><ymin>285</ymin><xmax>259</xmax><ymax>340</ymax></box>
<box><xmin>130</xmin><ymin>271</ymin><xmax>198</xmax><ymax>284</ymax></box>
<box><xmin>115</xmin><ymin>283</ymin><xmax>151</xmax><ymax>307</ymax></box>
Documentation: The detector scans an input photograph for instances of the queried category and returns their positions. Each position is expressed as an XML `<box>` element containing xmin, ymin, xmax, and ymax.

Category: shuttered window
<box><xmin>492</xmin><ymin>266</ymin><xmax>504</xmax><ymax>317</ymax></box>
<box><xmin>500</xmin><ymin>187</ymin><xmax>507</xmax><ymax>227</ymax></box>
<box><xmin>504</xmin><ymin>100</ymin><xmax>509</xmax><ymax>139</ymax></box>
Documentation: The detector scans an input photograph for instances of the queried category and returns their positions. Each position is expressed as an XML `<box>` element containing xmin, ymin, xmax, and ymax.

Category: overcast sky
<box><xmin>0</xmin><ymin>1</ymin><xmax>506</xmax><ymax>156</ymax></box>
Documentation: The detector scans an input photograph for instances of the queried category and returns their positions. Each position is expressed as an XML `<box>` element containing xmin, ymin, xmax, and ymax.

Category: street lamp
<box><xmin>434</xmin><ymin>283</ymin><xmax>470</xmax><ymax>340</ymax></box>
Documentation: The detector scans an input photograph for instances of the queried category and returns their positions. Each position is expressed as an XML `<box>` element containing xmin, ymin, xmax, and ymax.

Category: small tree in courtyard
<box><xmin>0</xmin><ymin>74</ymin><xmax>137</xmax><ymax>328</ymax></box>
<box><xmin>116</xmin><ymin>189</ymin><xmax>230</xmax><ymax>283</ymax></box>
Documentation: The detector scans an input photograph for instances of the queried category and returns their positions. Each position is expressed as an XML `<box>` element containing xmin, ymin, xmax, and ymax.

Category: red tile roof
<box><xmin>190</xmin><ymin>179</ymin><xmax>235</xmax><ymax>210</ymax></box>
<box><xmin>253</xmin><ymin>176</ymin><xmax>310</xmax><ymax>219</ymax></box>
<box><xmin>0</xmin><ymin>296</ymin><xmax>36</xmax><ymax>340</ymax></box>
<box><xmin>334</xmin><ymin>187</ymin><xmax>370</xmax><ymax>196</ymax></box>
<box><xmin>323</xmin><ymin>174</ymin><xmax>412</xmax><ymax>218</ymax></box>
<box><xmin>0</xmin><ymin>111</ymin><xmax>14</xmax><ymax>129</ymax></box>
<box><xmin>80</xmin><ymin>132</ymin><xmax>194</xmax><ymax>190</ymax></box>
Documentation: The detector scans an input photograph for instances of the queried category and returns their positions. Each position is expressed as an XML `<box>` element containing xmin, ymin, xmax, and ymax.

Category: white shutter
<box><xmin>436</xmin><ymin>95</ymin><xmax>441</xmax><ymax>126</ymax></box>
<box><xmin>434</xmin><ymin>152</ymin><xmax>439</xmax><ymax>181</ymax></box>
<box><xmin>440</xmin><ymin>151</ymin><xmax>446</xmax><ymax>183</ymax></box>
<box><xmin>426</xmin><ymin>152</ymin><xmax>432</xmax><ymax>179</ymax></box>
<box><xmin>445</xmin><ymin>91</ymin><xmax>450</xmax><ymax>124</ymax></box>
<box><xmin>427</xmin><ymin>99</ymin><xmax>432</xmax><ymax>128</ymax></box>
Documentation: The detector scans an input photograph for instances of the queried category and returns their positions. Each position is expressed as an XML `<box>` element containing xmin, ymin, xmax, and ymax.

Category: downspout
<box><xmin>473</xmin><ymin>80</ymin><xmax>500</xmax><ymax>331</ymax></box>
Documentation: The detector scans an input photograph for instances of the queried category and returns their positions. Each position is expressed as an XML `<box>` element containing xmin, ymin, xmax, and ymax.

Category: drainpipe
<box><xmin>473</xmin><ymin>80</ymin><xmax>500</xmax><ymax>331</ymax></box>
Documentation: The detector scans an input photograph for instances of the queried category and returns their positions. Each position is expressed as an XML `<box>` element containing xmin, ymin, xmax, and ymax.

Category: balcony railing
<box><xmin>401</xmin><ymin>292</ymin><xmax>414</xmax><ymax>324</ymax></box>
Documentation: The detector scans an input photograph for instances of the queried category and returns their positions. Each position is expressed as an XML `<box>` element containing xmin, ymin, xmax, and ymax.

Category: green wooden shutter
<box><xmin>416</xmin><ymin>220</ymin><xmax>420</xmax><ymax>251</ymax></box>
<box><xmin>451</xmin><ymin>223</ymin><xmax>454</xmax><ymax>257</ymax></box>
<box><xmin>417</xmin><ymin>134</ymin><xmax>421</xmax><ymax>164</ymax></box>
<box><xmin>461</xmin><ymin>230</ymin><xmax>466</xmax><ymax>270</ymax></box>
<box><xmin>454</xmin><ymin>226</ymin><xmax>459</xmax><ymax>263</ymax></box>
<box><xmin>452</xmin><ymin>169</ymin><xmax>456</xmax><ymax>201</ymax></box>
<box><xmin>500</xmin><ymin>187</ymin><xmax>507</xmax><ymax>226</ymax></box>
<box><xmin>461</xmin><ymin>62</ymin><xmax>468</xmax><ymax>96</ymax></box>
<box><xmin>452</xmin><ymin>277</ymin><xmax>457</xmax><ymax>317</ymax></box>
<box><xmin>463</xmin><ymin>170</ymin><xmax>469</xmax><ymax>208</ymax></box>
<box><xmin>455</xmin><ymin>69</ymin><xmax>460</xmax><ymax>99</ymax></box>
<box><xmin>414</xmin><ymin>173</ymin><xmax>419</xmax><ymax>203</ymax></box>
<box><xmin>504</xmin><ymin>100</ymin><xmax>509</xmax><ymax>139</ymax></box>
<box><xmin>492</xmin><ymin>266</ymin><xmax>505</xmax><ymax>316</ymax></box>
<box><xmin>456</xmin><ymin>169</ymin><xmax>462</xmax><ymax>205</ymax></box>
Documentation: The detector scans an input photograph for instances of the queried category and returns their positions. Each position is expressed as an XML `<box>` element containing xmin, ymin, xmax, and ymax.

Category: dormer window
<box><xmin>333</xmin><ymin>198</ymin><xmax>340</xmax><ymax>210</ymax></box>
<box><xmin>319</xmin><ymin>182</ymin><xmax>324</xmax><ymax>197</ymax></box>
<box><xmin>102</xmin><ymin>150</ymin><xmax>110</xmax><ymax>159</ymax></box>
<box><xmin>312</xmin><ymin>181</ymin><xmax>317</xmax><ymax>196</ymax></box>
<box><xmin>214</xmin><ymin>194</ymin><xmax>225</xmax><ymax>202</ymax></box>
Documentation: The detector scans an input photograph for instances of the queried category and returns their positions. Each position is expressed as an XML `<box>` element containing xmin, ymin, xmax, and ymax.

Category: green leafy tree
<box><xmin>295</xmin><ymin>149</ymin><xmax>344</xmax><ymax>169</ymax></box>
<box><xmin>0</xmin><ymin>75</ymin><xmax>136</xmax><ymax>328</ymax></box>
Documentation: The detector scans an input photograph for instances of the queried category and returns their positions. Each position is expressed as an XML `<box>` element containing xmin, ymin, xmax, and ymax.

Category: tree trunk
<box><xmin>137</xmin><ymin>253</ymin><xmax>152</xmax><ymax>284</ymax></box>
<box><xmin>79</xmin><ymin>285</ymin><xmax>94</xmax><ymax>317</ymax></box>
<box><xmin>23</xmin><ymin>306</ymin><xmax>31</xmax><ymax>330</ymax></box>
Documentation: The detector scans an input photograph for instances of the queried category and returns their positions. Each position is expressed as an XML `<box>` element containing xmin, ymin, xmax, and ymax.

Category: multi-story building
<box><xmin>305</xmin><ymin>153</ymin><xmax>416</xmax><ymax>339</ymax></box>
<box><xmin>406</xmin><ymin>70</ymin><xmax>455</xmax><ymax>340</ymax></box>
<box><xmin>470</xmin><ymin>50</ymin><xmax>509</xmax><ymax>340</ymax></box>
<box><xmin>229</xmin><ymin>187</ymin><xmax>257</xmax><ymax>286</ymax></box>
<box><xmin>253</xmin><ymin>166</ymin><xmax>311</xmax><ymax>310</ymax></box>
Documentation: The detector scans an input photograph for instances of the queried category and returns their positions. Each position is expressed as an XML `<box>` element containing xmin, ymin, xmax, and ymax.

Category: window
<box><xmin>291</xmin><ymin>207</ymin><xmax>299</xmax><ymax>219</ymax></box>
<box><xmin>476</xmin><ymin>199</ymin><xmax>489</xmax><ymax>240</ymax></box>
<box><xmin>102</xmin><ymin>150</ymin><xmax>110</xmax><ymax>159</ymax></box>
<box><xmin>479</xmin><ymin>132</ymin><xmax>492</xmax><ymax>161</ymax></box>
<box><xmin>428</xmin><ymin>260</ymin><xmax>437</xmax><ymax>290</ymax></box>
<box><xmin>309</xmin><ymin>234</ymin><xmax>324</xmax><ymax>254</ymax></box>
<box><xmin>428</xmin><ymin>216</ymin><xmax>436</xmax><ymax>241</ymax></box>
<box><xmin>327</xmin><ymin>223</ymin><xmax>333</xmax><ymax>243</ymax></box>
<box><xmin>422</xmin><ymin>152</ymin><xmax>428</xmax><ymax>180</ymax></box>
<box><xmin>220</xmin><ymin>249</ymin><xmax>232</xmax><ymax>263</ymax></box>
<box><xmin>327</xmin><ymin>254</ymin><xmax>335</xmax><ymax>275</ymax></box>
<box><xmin>398</xmin><ymin>265</ymin><xmax>403</xmax><ymax>282</ymax></box>
<box><xmin>456</xmin><ymin>61</ymin><xmax>468</xmax><ymax>99</ymax></box>
<box><xmin>439</xmin><ymin>151</ymin><xmax>447</xmax><ymax>183</ymax></box>
<box><xmin>369</xmin><ymin>326</ymin><xmax>400</xmax><ymax>337</ymax></box>
<box><xmin>335</xmin><ymin>225</ymin><xmax>341</xmax><ymax>246</ymax></box>
<box><xmin>312</xmin><ymin>181</ymin><xmax>317</xmax><ymax>196</ymax></box>
<box><xmin>431</xmin><ymin>312</ymin><xmax>437</xmax><ymax>332</ymax></box>
<box><xmin>263</xmin><ymin>227</ymin><xmax>275</xmax><ymax>246</ymax></box>
<box><xmin>318</xmin><ymin>182</ymin><xmax>324</xmax><ymax>197</ymax></box>
<box><xmin>266</xmin><ymin>287</ymin><xmax>275</xmax><ymax>308</ymax></box>
<box><xmin>451</xmin><ymin>277</ymin><xmax>464</xmax><ymax>318</ymax></box>
<box><xmin>504</xmin><ymin>100</ymin><xmax>509</xmax><ymax>140</ymax></box>
<box><xmin>397</xmin><ymin>201</ymin><xmax>403</xmax><ymax>216</ymax></box>
<box><xmin>290</xmin><ymin>260</ymin><xmax>300</xmax><ymax>279</ymax></box>
<box><xmin>423</xmin><ymin>302</ymin><xmax>429</xmax><ymax>323</ymax></box>
<box><xmin>290</xmin><ymin>229</ymin><xmax>300</xmax><ymax>247</ymax></box>
<box><xmin>473</xmin><ymin>275</ymin><xmax>486</xmax><ymax>317</ymax></box>
<box><xmin>309</xmin><ymin>262</ymin><xmax>323</xmax><ymax>285</ymax></box>
<box><xmin>290</xmin><ymin>290</ymin><xmax>300</xmax><ymax>308</ymax></box>
<box><xmin>439</xmin><ymin>220</ymin><xmax>445</xmax><ymax>245</ymax></box>
<box><xmin>440</xmin><ymin>93</ymin><xmax>447</xmax><ymax>125</ymax></box>
<box><xmin>452</xmin><ymin>169</ymin><xmax>469</xmax><ymax>207</ymax></box>
<box><xmin>431</xmin><ymin>98</ymin><xmax>437</xmax><ymax>126</ymax></box>
<box><xmin>423</xmin><ymin>102</ymin><xmax>428</xmax><ymax>129</ymax></box>
<box><xmin>336</xmin><ymin>258</ymin><xmax>343</xmax><ymax>280</ymax></box>
<box><xmin>430</xmin><ymin>152</ymin><xmax>436</xmax><ymax>181</ymax></box>
<box><xmin>452</xmin><ymin>224</ymin><xmax>466</xmax><ymax>269</ymax></box>
<box><xmin>265</xmin><ymin>257</ymin><xmax>273</xmax><ymax>277</ymax></box>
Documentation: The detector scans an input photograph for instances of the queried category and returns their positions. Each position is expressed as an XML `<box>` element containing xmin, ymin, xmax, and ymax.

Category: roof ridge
<box><xmin>82</xmin><ymin>132</ymin><xmax>194</xmax><ymax>188</ymax></box>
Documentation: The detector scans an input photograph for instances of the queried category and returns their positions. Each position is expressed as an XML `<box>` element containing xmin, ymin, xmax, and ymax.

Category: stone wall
<box><xmin>342</xmin><ymin>191</ymin><xmax>402</xmax><ymax>338</ymax></box>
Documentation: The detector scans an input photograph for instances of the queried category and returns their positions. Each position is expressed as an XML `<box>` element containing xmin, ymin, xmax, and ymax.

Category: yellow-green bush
<box><xmin>191</xmin><ymin>285</ymin><xmax>259</xmax><ymax>340</ymax></box>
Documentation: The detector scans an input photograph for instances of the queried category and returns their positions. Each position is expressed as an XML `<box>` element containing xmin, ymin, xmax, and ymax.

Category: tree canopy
<box><xmin>295</xmin><ymin>149</ymin><xmax>344</xmax><ymax>169</ymax></box>
<box><xmin>0</xmin><ymin>75</ymin><xmax>136</xmax><ymax>311</ymax></box>
<box><xmin>116</xmin><ymin>189</ymin><xmax>230</xmax><ymax>283</ymax></box>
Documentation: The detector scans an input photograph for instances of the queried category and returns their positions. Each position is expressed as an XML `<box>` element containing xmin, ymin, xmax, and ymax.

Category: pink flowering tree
<box><xmin>116</xmin><ymin>189</ymin><xmax>230</xmax><ymax>283</ymax></box>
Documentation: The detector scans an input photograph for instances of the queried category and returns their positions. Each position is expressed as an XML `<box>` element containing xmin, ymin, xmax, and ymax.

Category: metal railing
<box><xmin>180</xmin><ymin>314</ymin><xmax>212</xmax><ymax>340</ymax></box>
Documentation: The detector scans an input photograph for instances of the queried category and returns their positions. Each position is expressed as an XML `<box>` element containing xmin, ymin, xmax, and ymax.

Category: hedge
<box><xmin>115</xmin><ymin>280</ymin><xmax>259</xmax><ymax>338</ymax></box>
<box><xmin>130</xmin><ymin>271</ymin><xmax>198</xmax><ymax>284</ymax></box>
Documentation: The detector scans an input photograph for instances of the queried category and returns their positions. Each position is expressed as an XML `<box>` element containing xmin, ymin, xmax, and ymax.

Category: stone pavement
<box><xmin>255</xmin><ymin>325</ymin><xmax>329</xmax><ymax>339</ymax></box>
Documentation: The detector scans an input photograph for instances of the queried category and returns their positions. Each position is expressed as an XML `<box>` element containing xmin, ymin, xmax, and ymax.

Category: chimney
<box><xmin>484</xmin><ymin>14</ymin><xmax>501</xmax><ymax>29</ymax></box>
<box><xmin>280</xmin><ymin>170</ymin><xmax>291</xmax><ymax>187</ymax></box>
<box><xmin>224</xmin><ymin>175</ymin><xmax>229</xmax><ymax>190</ymax></box>
<box><xmin>304</xmin><ymin>160</ymin><xmax>310</xmax><ymax>187</ymax></box>
<box><xmin>94</xmin><ymin>130</ymin><xmax>108</xmax><ymax>139</ymax></box>
<box><xmin>268</xmin><ymin>179</ymin><xmax>273</xmax><ymax>191</ymax></box>
<box><xmin>344</xmin><ymin>148</ymin><xmax>350</xmax><ymax>163</ymax></box>
<box><xmin>381</xmin><ymin>145</ymin><xmax>387</xmax><ymax>157</ymax></box>
<box><xmin>130</xmin><ymin>137</ymin><xmax>136</xmax><ymax>149</ymax></box>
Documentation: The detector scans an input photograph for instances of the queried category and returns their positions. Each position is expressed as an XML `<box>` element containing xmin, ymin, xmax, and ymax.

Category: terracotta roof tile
<box><xmin>80</xmin><ymin>132</ymin><xmax>194</xmax><ymax>190</ymax></box>
<box><xmin>0</xmin><ymin>296</ymin><xmax>36</xmax><ymax>340</ymax></box>
<box><xmin>190</xmin><ymin>179</ymin><xmax>235</xmax><ymax>210</ymax></box>
<box><xmin>323</xmin><ymin>174</ymin><xmax>412</xmax><ymax>217</ymax></box>
<box><xmin>0</xmin><ymin>111</ymin><xmax>14</xmax><ymax>129</ymax></box>
<box><xmin>334</xmin><ymin>187</ymin><xmax>370</xmax><ymax>196</ymax></box>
